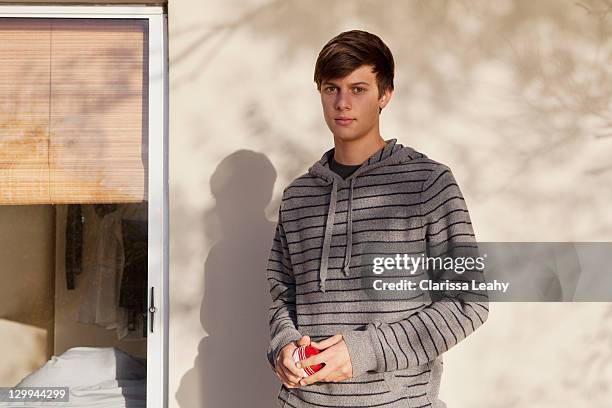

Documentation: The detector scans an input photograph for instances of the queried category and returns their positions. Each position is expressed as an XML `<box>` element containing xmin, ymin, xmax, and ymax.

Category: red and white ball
<box><xmin>292</xmin><ymin>345</ymin><xmax>324</xmax><ymax>376</ymax></box>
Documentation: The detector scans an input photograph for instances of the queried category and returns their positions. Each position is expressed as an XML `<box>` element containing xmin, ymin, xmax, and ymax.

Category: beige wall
<box><xmin>168</xmin><ymin>1</ymin><xmax>612</xmax><ymax>407</ymax></box>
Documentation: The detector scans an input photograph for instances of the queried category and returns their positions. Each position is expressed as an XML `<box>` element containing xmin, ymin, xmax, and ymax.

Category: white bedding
<box><xmin>2</xmin><ymin>347</ymin><xmax>146</xmax><ymax>407</ymax></box>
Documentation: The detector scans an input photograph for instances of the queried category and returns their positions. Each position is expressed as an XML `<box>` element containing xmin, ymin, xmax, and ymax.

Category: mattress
<box><xmin>1</xmin><ymin>347</ymin><xmax>146</xmax><ymax>407</ymax></box>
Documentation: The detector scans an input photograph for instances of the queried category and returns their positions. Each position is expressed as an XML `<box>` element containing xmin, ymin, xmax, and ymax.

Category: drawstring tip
<box><xmin>343</xmin><ymin>265</ymin><xmax>350</xmax><ymax>276</ymax></box>
<box><xmin>319</xmin><ymin>283</ymin><xmax>326</xmax><ymax>293</ymax></box>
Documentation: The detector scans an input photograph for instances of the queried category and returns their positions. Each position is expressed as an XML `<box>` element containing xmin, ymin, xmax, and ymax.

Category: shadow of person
<box><xmin>176</xmin><ymin>150</ymin><xmax>279</xmax><ymax>408</ymax></box>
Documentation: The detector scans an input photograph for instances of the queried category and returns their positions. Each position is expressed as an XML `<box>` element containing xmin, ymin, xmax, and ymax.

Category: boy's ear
<box><xmin>379</xmin><ymin>87</ymin><xmax>393</xmax><ymax>110</ymax></box>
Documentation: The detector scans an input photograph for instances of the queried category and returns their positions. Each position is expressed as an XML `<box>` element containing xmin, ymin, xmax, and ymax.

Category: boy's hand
<box><xmin>297</xmin><ymin>334</ymin><xmax>353</xmax><ymax>386</ymax></box>
<box><xmin>275</xmin><ymin>335</ymin><xmax>311</xmax><ymax>388</ymax></box>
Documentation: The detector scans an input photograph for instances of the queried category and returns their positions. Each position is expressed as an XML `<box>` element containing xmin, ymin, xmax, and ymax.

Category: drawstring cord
<box><xmin>343</xmin><ymin>178</ymin><xmax>355</xmax><ymax>276</ymax></box>
<box><xmin>318</xmin><ymin>177</ymin><xmax>338</xmax><ymax>292</ymax></box>
<box><xmin>318</xmin><ymin>176</ymin><xmax>356</xmax><ymax>292</ymax></box>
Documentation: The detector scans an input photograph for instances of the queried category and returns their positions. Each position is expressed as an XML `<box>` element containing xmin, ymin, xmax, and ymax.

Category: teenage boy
<box><xmin>266</xmin><ymin>30</ymin><xmax>488</xmax><ymax>408</ymax></box>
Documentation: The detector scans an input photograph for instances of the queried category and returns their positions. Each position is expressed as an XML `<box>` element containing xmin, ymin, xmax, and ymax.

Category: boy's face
<box><xmin>320</xmin><ymin>64</ymin><xmax>392</xmax><ymax>143</ymax></box>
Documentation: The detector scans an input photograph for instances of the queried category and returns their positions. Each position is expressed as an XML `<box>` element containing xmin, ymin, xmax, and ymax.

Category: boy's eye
<box><xmin>323</xmin><ymin>86</ymin><xmax>365</xmax><ymax>94</ymax></box>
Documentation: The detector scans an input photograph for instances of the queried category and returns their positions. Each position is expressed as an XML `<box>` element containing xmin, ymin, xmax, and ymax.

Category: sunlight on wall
<box><xmin>169</xmin><ymin>1</ymin><xmax>612</xmax><ymax>406</ymax></box>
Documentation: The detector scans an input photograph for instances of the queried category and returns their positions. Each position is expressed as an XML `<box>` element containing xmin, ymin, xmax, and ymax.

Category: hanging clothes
<box><xmin>118</xmin><ymin>218</ymin><xmax>148</xmax><ymax>336</ymax></box>
<box><xmin>65</xmin><ymin>204</ymin><xmax>83</xmax><ymax>290</ymax></box>
<box><xmin>76</xmin><ymin>202</ymin><xmax>148</xmax><ymax>340</ymax></box>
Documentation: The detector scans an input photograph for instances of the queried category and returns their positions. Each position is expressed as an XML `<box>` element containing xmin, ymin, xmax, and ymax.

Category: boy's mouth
<box><xmin>334</xmin><ymin>117</ymin><xmax>354</xmax><ymax>126</ymax></box>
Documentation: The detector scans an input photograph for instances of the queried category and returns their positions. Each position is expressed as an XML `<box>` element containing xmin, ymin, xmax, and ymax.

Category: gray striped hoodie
<box><xmin>267</xmin><ymin>139</ymin><xmax>489</xmax><ymax>408</ymax></box>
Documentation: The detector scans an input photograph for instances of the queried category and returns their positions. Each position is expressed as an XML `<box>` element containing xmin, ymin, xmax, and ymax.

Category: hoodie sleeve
<box><xmin>266</xmin><ymin>206</ymin><xmax>302</xmax><ymax>369</ymax></box>
<box><xmin>342</xmin><ymin>165</ymin><xmax>489</xmax><ymax>377</ymax></box>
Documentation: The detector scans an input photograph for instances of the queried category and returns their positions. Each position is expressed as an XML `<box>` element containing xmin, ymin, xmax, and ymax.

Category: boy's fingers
<box><xmin>279</xmin><ymin>370</ymin><xmax>301</xmax><ymax>388</ymax></box>
<box><xmin>283</xmin><ymin>356</ymin><xmax>305</xmax><ymax>378</ymax></box>
<box><xmin>296</xmin><ymin>335</ymin><xmax>311</xmax><ymax>347</ymax></box>
<box><xmin>277</xmin><ymin>369</ymin><xmax>299</xmax><ymax>388</ymax></box>
<box><xmin>282</xmin><ymin>369</ymin><xmax>302</xmax><ymax>384</ymax></box>
<box><xmin>298</xmin><ymin>348</ymin><xmax>328</xmax><ymax>369</ymax></box>
<box><xmin>311</xmin><ymin>334</ymin><xmax>343</xmax><ymax>350</ymax></box>
<box><xmin>300</xmin><ymin>364</ymin><xmax>334</xmax><ymax>386</ymax></box>
<box><xmin>280</xmin><ymin>359</ymin><xmax>303</xmax><ymax>383</ymax></box>
<box><xmin>276</xmin><ymin>370</ymin><xmax>299</xmax><ymax>388</ymax></box>
<box><xmin>325</xmin><ymin>372</ymin><xmax>346</xmax><ymax>383</ymax></box>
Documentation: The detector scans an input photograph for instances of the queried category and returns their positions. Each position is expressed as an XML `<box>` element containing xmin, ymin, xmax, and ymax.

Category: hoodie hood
<box><xmin>307</xmin><ymin>138</ymin><xmax>419</xmax><ymax>292</ymax></box>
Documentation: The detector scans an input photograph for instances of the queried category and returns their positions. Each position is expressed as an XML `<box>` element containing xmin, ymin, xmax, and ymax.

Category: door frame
<box><xmin>0</xmin><ymin>6</ymin><xmax>169</xmax><ymax>408</ymax></box>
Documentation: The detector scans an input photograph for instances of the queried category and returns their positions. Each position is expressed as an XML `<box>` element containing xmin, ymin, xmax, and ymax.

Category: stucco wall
<box><xmin>167</xmin><ymin>1</ymin><xmax>612</xmax><ymax>407</ymax></box>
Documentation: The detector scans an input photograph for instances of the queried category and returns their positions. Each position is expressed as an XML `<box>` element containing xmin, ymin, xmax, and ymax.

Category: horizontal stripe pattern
<box><xmin>267</xmin><ymin>140</ymin><xmax>488</xmax><ymax>407</ymax></box>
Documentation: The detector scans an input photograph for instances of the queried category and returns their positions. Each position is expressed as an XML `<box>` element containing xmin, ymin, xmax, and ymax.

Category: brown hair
<box><xmin>314</xmin><ymin>30</ymin><xmax>395</xmax><ymax>98</ymax></box>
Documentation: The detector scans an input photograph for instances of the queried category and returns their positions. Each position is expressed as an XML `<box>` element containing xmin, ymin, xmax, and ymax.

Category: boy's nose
<box><xmin>335</xmin><ymin>93</ymin><xmax>351</xmax><ymax>110</ymax></box>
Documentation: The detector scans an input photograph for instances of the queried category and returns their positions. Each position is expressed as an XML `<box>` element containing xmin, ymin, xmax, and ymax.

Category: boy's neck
<box><xmin>332</xmin><ymin>134</ymin><xmax>387</xmax><ymax>165</ymax></box>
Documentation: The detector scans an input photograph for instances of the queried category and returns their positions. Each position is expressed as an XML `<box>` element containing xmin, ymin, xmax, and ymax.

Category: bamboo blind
<box><xmin>0</xmin><ymin>18</ymin><xmax>148</xmax><ymax>204</ymax></box>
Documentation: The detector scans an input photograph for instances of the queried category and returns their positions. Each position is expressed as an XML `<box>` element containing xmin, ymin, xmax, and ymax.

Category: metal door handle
<box><xmin>149</xmin><ymin>287</ymin><xmax>157</xmax><ymax>333</ymax></box>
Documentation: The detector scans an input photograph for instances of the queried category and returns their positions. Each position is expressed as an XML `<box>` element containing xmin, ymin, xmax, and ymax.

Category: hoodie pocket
<box><xmin>383</xmin><ymin>371</ymin><xmax>418</xmax><ymax>407</ymax></box>
<box><xmin>390</xmin><ymin>363</ymin><xmax>438</xmax><ymax>408</ymax></box>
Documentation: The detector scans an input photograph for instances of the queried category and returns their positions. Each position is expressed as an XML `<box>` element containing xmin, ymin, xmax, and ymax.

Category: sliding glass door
<box><xmin>0</xmin><ymin>6</ymin><xmax>167</xmax><ymax>408</ymax></box>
